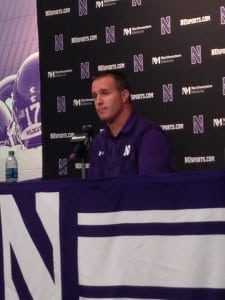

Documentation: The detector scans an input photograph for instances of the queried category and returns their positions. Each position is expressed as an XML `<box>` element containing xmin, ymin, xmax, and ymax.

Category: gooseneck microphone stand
<box><xmin>70</xmin><ymin>125</ymin><xmax>93</xmax><ymax>179</ymax></box>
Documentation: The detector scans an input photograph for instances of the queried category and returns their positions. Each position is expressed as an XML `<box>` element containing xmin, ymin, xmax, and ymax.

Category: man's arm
<box><xmin>138</xmin><ymin>128</ymin><xmax>175</xmax><ymax>175</ymax></box>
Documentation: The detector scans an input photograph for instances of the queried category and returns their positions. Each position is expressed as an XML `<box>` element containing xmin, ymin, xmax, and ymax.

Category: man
<box><xmin>88</xmin><ymin>70</ymin><xmax>174</xmax><ymax>179</ymax></box>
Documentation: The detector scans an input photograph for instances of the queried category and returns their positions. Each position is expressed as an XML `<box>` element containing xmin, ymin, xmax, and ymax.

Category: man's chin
<box><xmin>98</xmin><ymin>114</ymin><xmax>108</xmax><ymax>122</ymax></box>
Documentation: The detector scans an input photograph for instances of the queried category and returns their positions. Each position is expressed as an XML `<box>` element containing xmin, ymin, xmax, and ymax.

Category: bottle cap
<box><xmin>8</xmin><ymin>150</ymin><xmax>14</xmax><ymax>156</ymax></box>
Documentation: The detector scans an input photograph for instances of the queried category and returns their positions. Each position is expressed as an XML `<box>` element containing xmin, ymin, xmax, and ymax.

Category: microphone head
<box><xmin>82</xmin><ymin>124</ymin><xmax>93</xmax><ymax>137</ymax></box>
<box><xmin>70</xmin><ymin>133</ymin><xmax>87</xmax><ymax>143</ymax></box>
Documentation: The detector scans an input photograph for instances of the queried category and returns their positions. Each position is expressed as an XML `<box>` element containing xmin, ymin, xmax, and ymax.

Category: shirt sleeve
<box><xmin>138</xmin><ymin>128</ymin><xmax>175</xmax><ymax>175</ymax></box>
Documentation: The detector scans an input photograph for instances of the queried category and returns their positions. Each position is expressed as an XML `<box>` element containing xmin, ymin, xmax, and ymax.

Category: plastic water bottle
<box><xmin>5</xmin><ymin>150</ymin><xmax>18</xmax><ymax>182</ymax></box>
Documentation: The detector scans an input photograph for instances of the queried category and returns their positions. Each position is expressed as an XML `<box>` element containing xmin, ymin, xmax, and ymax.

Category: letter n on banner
<box><xmin>0</xmin><ymin>193</ymin><xmax>61</xmax><ymax>299</ymax></box>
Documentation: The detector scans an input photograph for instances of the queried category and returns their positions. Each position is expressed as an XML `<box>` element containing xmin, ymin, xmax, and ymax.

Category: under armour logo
<box><xmin>98</xmin><ymin>150</ymin><xmax>104</xmax><ymax>157</ymax></box>
<box><xmin>123</xmin><ymin>144</ymin><xmax>131</xmax><ymax>156</ymax></box>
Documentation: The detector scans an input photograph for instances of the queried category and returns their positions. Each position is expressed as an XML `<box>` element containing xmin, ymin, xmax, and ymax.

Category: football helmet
<box><xmin>12</xmin><ymin>52</ymin><xmax>42</xmax><ymax>148</ymax></box>
<box><xmin>0</xmin><ymin>100</ymin><xmax>13</xmax><ymax>145</ymax></box>
<box><xmin>0</xmin><ymin>74</ymin><xmax>16</xmax><ymax>101</ymax></box>
<box><xmin>0</xmin><ymin>75</ymin><xmax>16</xmax><ymax>146</ymax></box>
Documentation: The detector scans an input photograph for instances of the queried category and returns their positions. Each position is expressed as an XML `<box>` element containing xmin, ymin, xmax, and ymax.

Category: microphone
<box><xmin>82</xmin><ymin>124</ymin><xmax>94</xmax><ymax>138</ymax></box>
<box><xmin>70</xmin><ymin>124</ymin><xmax>93</xmax><ymax>157</ymax></box>
<box><xmin>69</xmin><ymin>125</ymin><xmax>93</xmax><ymax>178</ymax></box>
<box><xmin>58</xmin><ymin>125</ymin><xmax>94</xmax><ymax>177</ymax></box>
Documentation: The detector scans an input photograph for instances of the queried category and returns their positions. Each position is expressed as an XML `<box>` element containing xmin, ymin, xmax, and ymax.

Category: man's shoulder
<box><xmin>92</xmin><ymin>128</ymin><xmax>107</xmax><ymax>144</ymax></box>
<box><xmin>133</xmin><ymin>112</ymin><xmax>162</xmax><ymax>133</ymax></box>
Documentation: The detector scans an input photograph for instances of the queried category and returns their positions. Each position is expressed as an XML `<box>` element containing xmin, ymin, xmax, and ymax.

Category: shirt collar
<box><xmin>105</xmin><ymin>111</ymin><xmax>138</xmax><ymax>138</ymax></box>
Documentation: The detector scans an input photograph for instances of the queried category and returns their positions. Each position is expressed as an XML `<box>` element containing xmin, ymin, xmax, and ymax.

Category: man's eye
<box><xmin>102</xmin><ymin>90</ymin><xmax>109</xmax><ymax>95</ymax></box>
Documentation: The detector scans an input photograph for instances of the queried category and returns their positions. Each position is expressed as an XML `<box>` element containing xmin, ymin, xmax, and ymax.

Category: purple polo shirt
<box><xmin>88</xmin><ymin>111</ymin><xmax>174</xmax><ymax>179</ymax></box>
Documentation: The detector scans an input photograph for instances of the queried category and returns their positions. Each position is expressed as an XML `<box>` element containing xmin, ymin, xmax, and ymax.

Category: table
<box><xmin>1</xmin><ymin>170</ymin><xmax>225</xmax><ymax>299</ymax></box>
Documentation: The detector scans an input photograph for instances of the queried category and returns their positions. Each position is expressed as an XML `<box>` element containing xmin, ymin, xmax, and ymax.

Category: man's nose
<box><xmin>95</xmin><ymin>94</ymin><xmax>103</xmax><ymax>105</ymax></box>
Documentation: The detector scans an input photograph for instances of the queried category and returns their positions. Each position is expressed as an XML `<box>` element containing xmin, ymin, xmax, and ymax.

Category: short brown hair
<box><xmin>92</xmin><ymin>70</ymin><xmax>132</xmax><ymax>93</ymax></box>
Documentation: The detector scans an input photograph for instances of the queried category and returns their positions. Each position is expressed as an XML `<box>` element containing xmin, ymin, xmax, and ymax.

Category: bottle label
<box><xmin>6</xmin><ymin>168</ymin><xmax>18</xmax><ymax>182</ymax></box>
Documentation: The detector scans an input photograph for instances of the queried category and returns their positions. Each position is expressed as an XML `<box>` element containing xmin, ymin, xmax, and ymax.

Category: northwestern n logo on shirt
<box><xmin>123</xmin><ymin>144</ymin><xmax>131</xmax><ymax>156</ymax></box>
<box><xmin>98</xmin><ymin>150</ymin><xmax>104</xmax><ymax>157</ymax></box>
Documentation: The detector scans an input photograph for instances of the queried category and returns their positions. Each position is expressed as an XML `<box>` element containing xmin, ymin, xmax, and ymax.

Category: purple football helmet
<box><xmin>12</xmin><ymin>52</ymin><xmax>42</xmax><ymax>148</ymax></box>
<box><xmin>0</xmin><ymin>100</ymin><xmax>12</xmax><ymax>145</ymax></box>
<box><xmin>0</xmin><ymin>74</ymin><xmax>16</xmax><ymax>101</ymax></box>
<box><xmin>0</xmin><ymin>75</ymin><xmax>16</xmax><ymax>145</ymax></box>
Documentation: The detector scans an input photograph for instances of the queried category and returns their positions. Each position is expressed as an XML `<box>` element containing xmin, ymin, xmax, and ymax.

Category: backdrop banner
<box><xmin>36</xmin><ymin>0</ymin><xmax>225</xmax><ymax>179</ymax></box>
<box><xmin>1</xmin><ymin>170</ymin><xmax>225</xmax><ymax>299</ymax></box>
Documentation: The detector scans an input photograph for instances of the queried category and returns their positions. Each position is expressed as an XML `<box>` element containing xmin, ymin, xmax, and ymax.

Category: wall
<box><xmin>36</xmin><ymin>0</ymin><xmax>225</xmax><ymax>179</ymax></box>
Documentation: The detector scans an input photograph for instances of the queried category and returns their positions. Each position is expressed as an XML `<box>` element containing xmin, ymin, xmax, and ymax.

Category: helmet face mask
<box><xmin>12</xmin><ymin>52</ymin><xmax>42</xmax><ymax>148</ymax></box>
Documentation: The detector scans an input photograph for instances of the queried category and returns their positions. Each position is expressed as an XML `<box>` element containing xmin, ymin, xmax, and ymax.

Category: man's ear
<box><xmin>121</xmin><ymin>89</ymin><xmax>130</xmax><ymax>103</ymax></box>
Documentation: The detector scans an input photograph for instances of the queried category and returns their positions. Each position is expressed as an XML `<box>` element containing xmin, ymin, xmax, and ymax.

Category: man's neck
<box><xmin>108</xmin><ymin>108</ymin><xmax>132</xmax><ymax>137</ymax></box>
